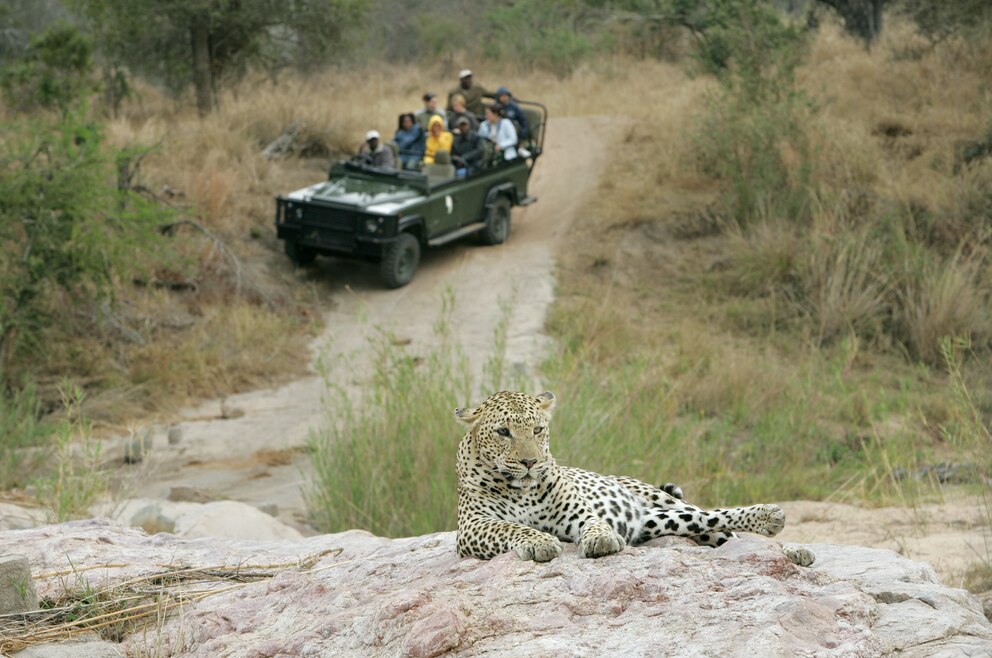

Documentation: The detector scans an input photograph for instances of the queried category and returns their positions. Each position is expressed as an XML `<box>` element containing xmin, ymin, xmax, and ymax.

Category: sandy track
<box><xmin>124</xmin><ymin>116</ymin><xmax>621</xmax><ymax>528</ymax></box>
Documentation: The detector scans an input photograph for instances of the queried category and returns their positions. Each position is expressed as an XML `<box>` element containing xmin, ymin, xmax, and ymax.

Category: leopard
<box><xmin>454</xmin><ymin>390</ymin><xmax>815</xmax><ymax>567</ymax></box>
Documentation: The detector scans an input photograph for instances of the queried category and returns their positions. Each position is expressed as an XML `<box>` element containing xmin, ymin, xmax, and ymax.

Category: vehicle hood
<box><xmin>285</xmin><ymin>178</ymin><xmax>423</xmax><ymax>213</ymax></box>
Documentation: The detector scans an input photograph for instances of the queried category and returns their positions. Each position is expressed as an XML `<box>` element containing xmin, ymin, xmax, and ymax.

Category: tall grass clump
<box><xmin>0</xmin><ymin>383</ymin><xmax>49</xmax><ymax>490</ymax></box>
<box><xmin>33</xmin><ymin>385</ymin><xmax>109</xmax><ymax>522</ymax></box>
<box><xmin>939</xmin><ymin>338</ymin><xmax>992</xmax><ymax>565</ymax></box>
<box><xmin>306</xmin><ymin>295</ymin><xmax>517</xmax><ymax>537</ymax></box>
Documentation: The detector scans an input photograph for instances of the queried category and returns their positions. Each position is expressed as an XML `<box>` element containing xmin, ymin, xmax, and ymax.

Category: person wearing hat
<box><xmin>451</xmin><ymin>116</ymin><xmax>483</xmax><ymax>177</ymax></box>
<box><xmin>447</xmin><ymin>70</ymin><xmax>494</xmax><ymax>117</ymax></box>
<box><xmin>415</xmin><ymin>92</ymin><xmax>447</xmax><ymax>132</ymax></box>
<box><xmin>357</xmin><ymin>129</ymin><xmax>396</xmax><ymax>169</ymax></box>
<box><xmin>495</xmin><ymin>86</ymin><xmax>529</xmax><ymax>141</ymax></box>
<box><xmin>423</xmin><ymin>114</ymin><xmax>453</xmax><ymax>165</ymax></box>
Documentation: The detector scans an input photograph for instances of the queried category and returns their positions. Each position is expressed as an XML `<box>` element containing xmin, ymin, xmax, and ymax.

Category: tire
<box><xmin>284</xmin><ymin>241</ymin><xmax>316</xmax><ymax>267</ymax></box>
<box><xmin>380</xmin><ymin>232</ymin><xmax>421</xmax><ymax>288</ymax></box>
<box><xmin>479</xmin><ymin>195</ymin><xmax>512</xmax><ymax>245</ymax></box>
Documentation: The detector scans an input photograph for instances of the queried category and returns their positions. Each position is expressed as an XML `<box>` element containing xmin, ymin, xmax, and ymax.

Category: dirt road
<box><xmin>124</xmin><ymin>116</ymin><xmax>620</xmax><ymax>528</ymax></box>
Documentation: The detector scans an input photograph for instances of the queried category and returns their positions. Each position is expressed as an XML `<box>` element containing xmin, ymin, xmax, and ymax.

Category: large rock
<box><xmin>0</xmin><ymin>520</ymin><xmax>990</xmax><ymax>657</ymax></box>
<box><xmin>91</xmin><ymin>498</ymin><xmax>304</xmax><ymax>540</ymax></box>
<box><xmin>0</xmin><ymin>503</ymin><xmax>48</xmax><ymax>531</ymax></box>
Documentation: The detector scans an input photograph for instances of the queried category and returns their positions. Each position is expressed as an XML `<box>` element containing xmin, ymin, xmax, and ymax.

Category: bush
<box><xmin>0</xmin><ymin>110</ymin><xmax>165</xmax><ymax>385</ymax></box>
<box><xmin>686</xmin><ymin>1</ymin><xmax>815</xmax><ymax>225</ymax></box>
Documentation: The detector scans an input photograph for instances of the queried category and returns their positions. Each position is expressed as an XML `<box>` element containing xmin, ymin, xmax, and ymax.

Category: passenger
<box><xmin>423</xmin><ymin>114</ymin><xmax>453</xmax><ymax>165</ymax></box>
<box><xmin>446</xmin><ymin>93</ymin><xmax>479</xmax><ymax>132</ymax></box>
<box><xmin>451</xmin><ymin>116</ymin><xmax>483</xmax><ymax>177</ymax></box>
<box><xmin>495</xmin><ymin>86</ymin><xmax>529</xmax><ymax>141</ymax></box>
<box><xmin>415</xmin><ymin>92</ymin><xmax>447</xmax><ymax>132</ymax></box>
<box><xmin>357</xmin><ymin>130</ymin><xmax>396</xmax><ymax>169</ymax></box>
<box><xmin>447</xmin><ymin>69</ymin><xmax>493</xmax><ymax>117</ymax></box>
<box><xmin>394</xmin><ymin>113</ymin><xmax>425</xmax><ymax>170</ymax></box>
<box><xmin>478</xmin><ymin>104</ymin><xmax>518</xmax><ymax>161</ymax></box>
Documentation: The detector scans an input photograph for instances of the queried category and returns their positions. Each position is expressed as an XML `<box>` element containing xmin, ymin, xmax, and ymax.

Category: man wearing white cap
<box><xmin>447</xmin><ymin>69</ymin><xmax>493</xmax><ymax>117</ymax></box>
<box><xmin>357</xmin><ymin>129</ymin><xmax>396</xmax><ymax>169</ymax></box>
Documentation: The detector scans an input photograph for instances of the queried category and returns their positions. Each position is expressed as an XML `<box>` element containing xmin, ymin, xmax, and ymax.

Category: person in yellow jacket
<box><xmin>423</xmin><ymin>114</ymin><xmax>453</xmax><ymax>165</ymax></box>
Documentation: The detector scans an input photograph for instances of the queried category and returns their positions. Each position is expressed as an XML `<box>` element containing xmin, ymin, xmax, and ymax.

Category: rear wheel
<box><xmin>479</xmin><ymin>196</ymin><xmax>511</xmax><ymax>245</ymax></box>
<box><xmin>380</xmin><ymin>232</ymin><xmax>421</xmax><ymax>288</ymax></box>
<box><xmin>284</xmin><ymin>241</ymin><xmax>316</xmax><ymax>266</ymax></box>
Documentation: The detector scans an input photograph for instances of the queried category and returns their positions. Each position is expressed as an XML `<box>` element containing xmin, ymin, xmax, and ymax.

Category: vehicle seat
<box><xmin>424</xmin><ymin>150</ymin><xmax>455</xmax><ymax>185</ymax></box>
<box><xmin>521</xmin><ymin>107</ymin><xmax>542</xmax><ymax>150</ymax></box>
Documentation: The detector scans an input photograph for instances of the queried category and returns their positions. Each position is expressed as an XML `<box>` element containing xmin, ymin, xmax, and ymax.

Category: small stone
<box><xmin>0</xmin><ymin>554</ymin><xmax>37</xmax><ymax>614</ymax></box>
<box><xmin>221</xmin><ymin>397</ymin><xmax>245</xmax><ymax>420</ymax></box>
<box><xmin>168</xmin><ymin>486</ymin><xmax>216</xmax><ymax>503</ymax></box>
<box><xmin>130</xmin><ymin>504</ymin><xmax>175</xmax><ymax>535</ymax></box>
<box><xmin>123</xmin><ymin>437</ymin><xmax>144</xmax><ymax>464</ymax></box>
<box><xmin>167</xmin><ymin>425</ymin><xmax>183</xmax><ymax>445</ymax></box>
<box><xmin>256</xmin><ymin>503</ymin><xmax>279</xmax><ymax>517</ymax></box>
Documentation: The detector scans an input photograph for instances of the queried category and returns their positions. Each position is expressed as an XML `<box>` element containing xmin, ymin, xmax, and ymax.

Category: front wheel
<box><xmin>479</xmin><ymin>196</ymin><xmax>512</xmax><ymax>245</ymax></box>
<box><xmin>380</xmin><ymin>232</ymin><xmax>421</xmax><ymax>288</ymax></box>
<box><xmin>284</xmin><ymin>241</ymin><xmax>317</xmax><ymax>267</ymax></box>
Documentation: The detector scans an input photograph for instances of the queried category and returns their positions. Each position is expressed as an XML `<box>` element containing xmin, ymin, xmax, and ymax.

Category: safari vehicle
<box><xmin>274</xmin><ymin>101</ymin><xmax>547</xmax><ymax>288</ymax></box>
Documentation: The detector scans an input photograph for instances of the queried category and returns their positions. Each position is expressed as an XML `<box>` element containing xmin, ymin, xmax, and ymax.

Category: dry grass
<box><xmin>546</xmin><ymin>17</ymin><xmax>992</xmax><ymax>507</ymax></box>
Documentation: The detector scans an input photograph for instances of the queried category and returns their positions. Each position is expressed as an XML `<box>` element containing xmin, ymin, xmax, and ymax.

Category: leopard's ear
<box><xmin>454</xmin><ymin>404</ymin><xmax>482</xmax><ymax>425</ymax></box>
<box><xmin>536</xmin><ymin>391</ymin><xmax>556</xmax><ymax>411</ymax></box>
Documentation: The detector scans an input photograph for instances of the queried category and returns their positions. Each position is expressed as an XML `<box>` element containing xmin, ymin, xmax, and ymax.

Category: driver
<box><xmin>357</xmin><ymin>130</ymin><xmax>396</xmax><ymax>169</ymax></box>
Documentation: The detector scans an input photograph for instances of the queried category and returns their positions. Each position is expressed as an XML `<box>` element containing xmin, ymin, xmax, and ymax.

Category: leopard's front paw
<box><xmin>784</xmin><ymin>546</ymin><xmax>815</xmax><ymax>567</ymax></box>
<box><xmin>750</xmin><ymin>504</ymin><xmax>786</xmax><ymax>537</ymax></box>
<box><xmin>578</xmin><ymin>525</ymin><xmax>626</xmax><ymax>559</ymax></box>
<box><xmin>514</xmin><ymin>535</ymin><xmax>563</xmax><ymax>562</ymax></box>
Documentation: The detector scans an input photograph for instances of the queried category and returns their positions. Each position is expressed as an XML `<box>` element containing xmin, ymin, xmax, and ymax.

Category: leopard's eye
<box><xmin>496</xmin><ymin>427</ymin><xmax>510</xmax><ymax>438</ymax></box>
<box><xmin>534</xmin><ymin>426</ymin><xmax>544</xmax><ymax>435</ymax></box>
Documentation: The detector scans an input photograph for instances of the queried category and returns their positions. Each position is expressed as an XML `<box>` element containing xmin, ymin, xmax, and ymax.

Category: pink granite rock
<box><xmin>1</xmin><ymin>520</ymin><xmax>990</xmax><ymax>657</ymax></box>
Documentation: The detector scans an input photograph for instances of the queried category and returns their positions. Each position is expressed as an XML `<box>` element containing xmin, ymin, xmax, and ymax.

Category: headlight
<box><xmin>365</xmin><ymin>218</ymin><xmax>379</xmax><ymax>233</ymax></box>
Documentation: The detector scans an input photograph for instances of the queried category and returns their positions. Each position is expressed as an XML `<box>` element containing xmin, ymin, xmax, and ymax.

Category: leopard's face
<box><xmin>455</xmin><ymin>391</ymin><xmax>556</xmax><ymax>490</ymax></box>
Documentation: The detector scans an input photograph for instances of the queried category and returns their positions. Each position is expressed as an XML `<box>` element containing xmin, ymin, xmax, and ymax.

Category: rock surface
<box><xmin>1</xmin><ymin>520</ymin><xmax>990</xmax><ymax>657</ymax></box>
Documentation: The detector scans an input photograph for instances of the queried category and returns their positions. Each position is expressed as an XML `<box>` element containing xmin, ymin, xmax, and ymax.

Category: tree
<box><xmin>69</xmin><ymin>0</ymin><xmax>368</xmax><ymax>116</ymax></box>
<box><xmin>0</xmin><ymin>24</ymin><xmax>95</xmax><ymax>115</ymax></box>
<box><xmin>815</xmin><ymin>0</ymin><xmax>890</xmax><ymax>48</ymax></box>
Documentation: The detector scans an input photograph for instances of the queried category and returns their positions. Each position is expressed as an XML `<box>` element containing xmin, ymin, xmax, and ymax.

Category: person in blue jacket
<box><xmin>495</xmin><ymin>86</ymin><xmax>529</xmax><ymax>141</ymax></box>
<box><xmin>394</xmin><ymin>113</ymin><xmax>425</xmax><ymax>170</ymax></box>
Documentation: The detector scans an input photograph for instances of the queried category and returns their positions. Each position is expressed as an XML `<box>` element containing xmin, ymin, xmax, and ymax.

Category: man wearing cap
<box><xmin>447</xmin><ymin>70</ymin><xmax>493</xmax><ymax>117</ymax></box>
<box><xmin>451</xmin><ymin>116</ymin><xmax>483</xmax><ymax>176</ymax></box>
<box><xmin>357</xmin><ymin>130</ymin><xmax>396</xmax><ymax>169</ymax></box>
<box><xmin>415</xmin><ymin>92</ymin><xmax>447</xmax><ymax>132</ymax></box>
<box><xmin>495</xmin><ymin>86</ymin><xmax>529</xmax><ymax>140</ymax></box>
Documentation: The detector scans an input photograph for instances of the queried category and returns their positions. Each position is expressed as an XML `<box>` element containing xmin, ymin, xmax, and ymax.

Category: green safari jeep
<box><xmin>274</xmin><ymin>101</ymin><xmax>547</xmax><ymax>288</ymax></box>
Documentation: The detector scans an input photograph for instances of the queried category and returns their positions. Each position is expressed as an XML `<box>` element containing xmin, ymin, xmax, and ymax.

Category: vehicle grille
<box><xmin>281</xmin><ymin>201</ymin><xmax>361</xmax><ymax>251</ymax></box>
<box><xmin>299</xmin><ymin>204</ymin><xmax>359</xmax><ymax>232</ymax></box>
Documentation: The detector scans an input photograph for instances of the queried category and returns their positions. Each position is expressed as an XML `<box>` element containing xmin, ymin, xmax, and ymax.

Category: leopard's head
<box><xmin>455</xmin><ymin>390</ymin><xmax>556</xmax><ymax>490</ymax></box>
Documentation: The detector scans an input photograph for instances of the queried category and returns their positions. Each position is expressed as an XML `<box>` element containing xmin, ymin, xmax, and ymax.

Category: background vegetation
<box><xmin>1</xmin><ymin>0</ymin><xmax>990</xmax><ymax>588</ymax></box>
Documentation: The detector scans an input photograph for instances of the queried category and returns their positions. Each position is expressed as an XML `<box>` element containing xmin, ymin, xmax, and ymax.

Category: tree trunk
<box><xmin>191</xmin><ymin>17</ymin><xmax>213</xmax><ymax>117</ymax></box>
<box><xmin>817</xmin><ymin>0</ymin><xmax>888</xmax><ymax>49</ymax></box>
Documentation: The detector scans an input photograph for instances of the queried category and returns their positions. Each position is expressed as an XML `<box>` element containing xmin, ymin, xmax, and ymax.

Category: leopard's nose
<box><xmin>520</xmin><ymin>459</ymin><xmax>537</xmax><ymax>469</ymax></box>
